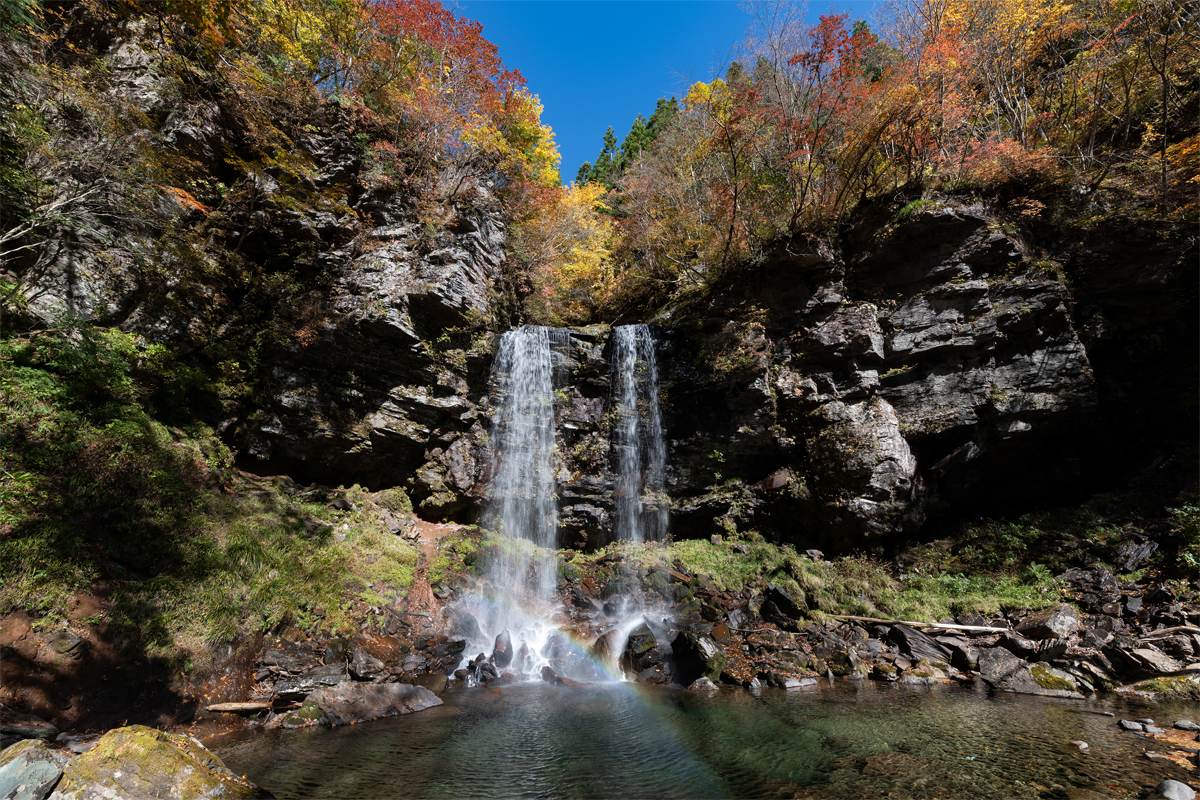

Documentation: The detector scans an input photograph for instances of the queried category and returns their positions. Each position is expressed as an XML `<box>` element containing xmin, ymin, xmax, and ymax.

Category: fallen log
<box><xmin>206</xmin><ymin>702</ymin><xmax>274</xmax><ymax>714</ymax></box>
<box><xmin>828</xmin><ymin>614</ymin><xmax>1010</xmax><ymax>633</ymax></box>
<box><xmin>1138</xmin><ymin>626</ymin><xmax>1200</xmax><ymax>641</ymax></box>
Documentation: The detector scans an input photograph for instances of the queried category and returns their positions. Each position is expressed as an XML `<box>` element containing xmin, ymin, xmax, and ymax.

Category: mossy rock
<box><xmin>51</xmin><ymin>725</ymin><xmax>265</xmax><ymax>799</ymax></box>
<box><xmin>374</xmin><ymin>487</ymin><xmax>413</xmax><ymax>514</ymax></box>
<box><xmin>1128</xmin><ymin>675</ymin><xmax>1200</xmax><ymax>700</ymax></box>
<box><xmin>278</xmin><ymin>700</ymin><xmax>331</xmax><ymax>728</ymax></box>
<box><xmin>1030</xmin><ymin>663</ymin><xmax>1079</xmax><ymax>693</ymax></box>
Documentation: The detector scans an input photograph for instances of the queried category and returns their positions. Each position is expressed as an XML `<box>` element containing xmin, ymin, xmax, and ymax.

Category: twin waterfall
<box><xmin>483</xmin><ymin>324</ymin><xmax>666</xmax><ymax>603</ymax></box>
<box><xmin>462</xmin><ymin>324</ymin><xmax>666</xmax><ymax>682</ymax></box>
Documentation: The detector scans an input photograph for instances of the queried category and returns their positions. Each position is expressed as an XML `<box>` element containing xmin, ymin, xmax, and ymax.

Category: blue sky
<box><xmin>457</xmin><ymin>0</ymin><xmax>882</xmax><ymax>183</ymax></box>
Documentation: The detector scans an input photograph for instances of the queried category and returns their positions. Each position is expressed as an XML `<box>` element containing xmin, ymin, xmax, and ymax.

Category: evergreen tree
<box><xmin>575</xmin><ymin>161</ymin><xmax>592</xmax><ymax>184</ymax></box>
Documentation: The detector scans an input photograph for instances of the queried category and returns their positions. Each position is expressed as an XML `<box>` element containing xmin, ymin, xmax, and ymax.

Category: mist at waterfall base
<box><xmin>452</xmin><ymin>324</ymin><xmax>671</xmax><ymax>686</ymax></box>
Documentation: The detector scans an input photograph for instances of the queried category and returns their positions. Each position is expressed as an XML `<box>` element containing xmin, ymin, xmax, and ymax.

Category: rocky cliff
<box><xmin>17</xmin><ymin>19</ymin><xmax>1195</xmax><ymax>550</ymax></box>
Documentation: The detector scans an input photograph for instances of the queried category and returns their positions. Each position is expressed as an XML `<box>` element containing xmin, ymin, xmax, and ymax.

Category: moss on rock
<box><xmin>52</xmin><ymin>725</ymin><xmax>264</xmax><ymax>799</ymax></box>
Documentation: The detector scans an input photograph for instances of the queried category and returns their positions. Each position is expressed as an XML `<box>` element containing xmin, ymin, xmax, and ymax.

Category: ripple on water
<box><xmin>212</xmin><ymin>681</ymin><xmax>1196</xmax><ymax>799</ymax></box>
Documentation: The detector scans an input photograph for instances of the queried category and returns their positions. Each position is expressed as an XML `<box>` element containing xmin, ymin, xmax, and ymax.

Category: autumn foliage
<box><xmin>543</xmin><ymin>0</ymin><xmax>1198</xmax><ymax>324</ymax></box>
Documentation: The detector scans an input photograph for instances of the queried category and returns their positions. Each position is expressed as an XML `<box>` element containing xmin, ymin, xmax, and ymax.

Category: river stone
<box><xmin>1016</xmin><ymin>604</ymin><xmax>1081</xmax><ymax>640</ymax></box>
<box><xmin>348</xmin><ymin>632</ymin><xmax>405</xmax><ymax>680</ymax></box>
<box><xmin>48</xmin><ymin>725</ymin><xmax>264</xmax><ymax>799</ymax></box>
<box><xmin>997</xmin><ymin>632</ymin><xmax>1040</xmax><ymax>660</ymax></box>
<box><xmin>620</xmin><ymin>624</ymin><xmax>664</xmax><ymax>674</ymax></box>
<box><xmin>1175</xmin><ymin>719</ymin><xmax>1200</xmax><ymax>732</ymax></box>
<box><xmin>976</xmin><ymin>647</ymin><xmax>1084</xmax><ymax>698</ymax></box>
<box><xmin>305</xmin><ymin>681</ymin><xmax>441</xmax><ymax>726</ymax></box>
<box><xmin>0</xmin><ymin>739</ymin><xmax>68</xmax><ymax>800</ymax></box>
<box><xmin>1154</xmin><ymin>780</ymin><xmax>1196</xmax><ymax>800</ymax></box>
<box><xmin>671</xmin><ymin>632</ymin><xmax>727</xmax><ymax>686</ymax></box>
<box><xmin>274</xmin><ymin>664</ymin><xmax>346</xmax><ymax>700</ymax></box>
<box><xmin>0</xmin><ymin>705</ymin><xmax>58</xmax><ymax>743</ymax></box>
<box><xmin>413</xmin><ymin>673</ymin><xmax>449</xmax><ymax>696</ymax></box>
<box><xmin>886</xmin><ymin>624</ymin><xmax>952</xmax><ymax>666</ymax></box>
<box><xmin>687</xmin><ymin>677</ymin><xmax>719</xmax><ymax>691</ymax></box>
<box><xmin>1118</xmin><ymin>720</ymin><xmax>1144</xmax><ymax>731</ymax></box>
<box><xmin>492</xmin><ymin>629</ymin><xmax>513</xmax><ymax>669</ymax></box>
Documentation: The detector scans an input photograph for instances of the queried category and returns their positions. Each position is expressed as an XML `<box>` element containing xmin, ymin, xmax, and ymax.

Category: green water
<box><xmin>211</xmin><ymin>680</ymin><xmax>1198</xmax><ymax>799</ymax></box>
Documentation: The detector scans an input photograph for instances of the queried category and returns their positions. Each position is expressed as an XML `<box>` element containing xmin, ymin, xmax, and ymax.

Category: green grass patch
<box><xmin>592</xmin><ymin>537</ymin><xmax>1059</xmax><ymax>623</ymax></box>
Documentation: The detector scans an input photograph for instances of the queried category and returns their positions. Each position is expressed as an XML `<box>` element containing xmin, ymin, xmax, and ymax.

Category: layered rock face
<box><xmin>544</xmin><ymin>202</ymin><xmax>1193</xmax><ymax>547</ymax></box>
<box><xmin>240</xmin><ymin>197</ymin><xmax>506</xmax><ymax>516</ymax></box>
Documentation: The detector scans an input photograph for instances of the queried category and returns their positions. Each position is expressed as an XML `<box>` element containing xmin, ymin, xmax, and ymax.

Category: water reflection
<box><xmin>212</xmin><ymin>681</ymin><xmax>1195</xmax><ymax>799</ymax></box>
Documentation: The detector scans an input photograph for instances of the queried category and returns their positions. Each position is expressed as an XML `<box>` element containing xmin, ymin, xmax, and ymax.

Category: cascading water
<box><xmin>454</xmin><ymin>324</ymin><xmax>672</xmax><ymax>685</ymax></box>
<box><xmin>481</xmin><ymin>325</ymin><xmax>561</xmax><ymax>603</ymax></box>
<box><xmin>610</xmin><ymin>324</ymin><xmax>668</xmax><ymax>543</ymax></box>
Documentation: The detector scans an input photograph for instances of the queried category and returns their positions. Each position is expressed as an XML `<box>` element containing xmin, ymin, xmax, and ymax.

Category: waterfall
<box><xmin>611</xmin><ymin>324</ymin><xmax>668</xmax><ymax>543</ymax></box>
<box><xmin>482</xmin><ymin>325</ymin><xmax>562</xmax><ymax>602</ymax></box>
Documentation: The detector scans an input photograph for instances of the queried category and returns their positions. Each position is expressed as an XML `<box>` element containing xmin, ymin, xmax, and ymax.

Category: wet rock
<box><xmin>1119</xmin><ymin>720</ymin><xmax>1144</xmax><ymax>731</ymax></box>
<box><xmin>977</xmin><ymin>647</ymin><xmax>1084</xmax><ymax>698</ymax></box>
<box><xmin>687</xmin><ymin>677</ymin><xmax>719</xmax><ymax>691</ymax></box>
<box><xmin>49</xmin><ymin>725</ymin><xmax>265</xmax><ymax>799</ymax></box>
<box><xmin>0</xmin><ymin>739</ymin><xmax>68</xmax><ymax>800</ymax></box>
<box><xmin>1144</xmin><ymin>724</ymin><xmax>1166</xmax><ymax>735</ymax></box>
<box><xmin>620</xmin><ymin>624</ymin><xmax>664</xmax><ymax>674</ymax></box>
<box><xmin>0</xmin><ymin>704</ymin><xmax>58</xmax><ymax>743</ymax></box>
<box><xmin>448</xmin><ymin>609</ymin><xmax>483</xmax><ymax>642</ymax></box>
<box><xmin>886</xmin><ymin>624</ymin><xmax>952</xmax><ymax>666</ymax></box>
<box><xmin>1175</xmin><ymin>719</ymin><xmax>1200</xmax><ymax>732</ymax></box>
<box><xmin>301</xmin><ymin>681</ymin><xmax>441</xmax><ymax>726</ymax></box>
<box><xmin>872</xmin><ymin>663</ymin><xmax>899</xmax><ymax>682</ymax></box>
<box><xmin>671</xmin><ymin>631</ymin><xmax>728</xmax><ymax>686</ymax></box>
<box><xmin>1016</xmin><ymin>604</ymin><xmax>1081</xmax><ymax>640</ymax></box>
<box><xmin>412</xmin><ymin>673</ymin><xmax>449</xmax><ymax>696</ymax></box>
<box><xmin>492</xmin><ymin>629</ymin><xmax>513</xmax><ymax>669</ymax></box>
<box><xmin>540</xmin><ymin>666</ymin><xmax>564</xmax><ymax>685</ymax></box>
<box><xmin>897</xmin><ymin>658</ymin><xmax>947</xmax><ymax>685</ymax></box>
<box><xmin>274</xmin><ymin>664</ymin><xmax>346</xmax><ymax>701</ymax></box>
